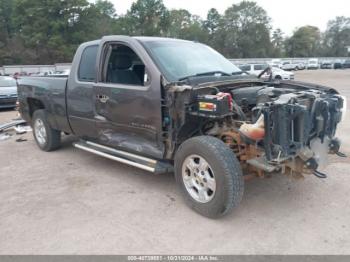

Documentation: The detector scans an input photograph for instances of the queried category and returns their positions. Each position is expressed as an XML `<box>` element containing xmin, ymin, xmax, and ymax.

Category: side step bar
<box><xmin>73</xmin><ymin>140</ymin><xmax>173</xmax><ymax>174</ymax></box>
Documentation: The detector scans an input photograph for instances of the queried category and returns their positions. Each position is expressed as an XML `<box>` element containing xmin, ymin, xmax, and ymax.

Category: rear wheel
<box><xmin>32</xmin><ymin>110</ymin><xmax>61</xmax><ymax>151</ymax></box>
<box><xmin>175</xmin><ymin>136</ymin><xmax>244</xmax><ymax>218</ymax></box>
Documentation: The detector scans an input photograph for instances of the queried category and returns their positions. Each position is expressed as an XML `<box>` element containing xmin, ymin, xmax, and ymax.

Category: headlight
<box><xmin>340</xmin><ymin>95</ymin><xmax>347</xmax><ymax>122</ymax></box>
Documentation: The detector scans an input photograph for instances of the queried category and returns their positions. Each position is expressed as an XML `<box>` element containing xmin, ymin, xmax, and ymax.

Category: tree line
<box><xmin>0</xmin><ymin>0</ymin><xmax>349</xmax><ymax>65</ymax></box>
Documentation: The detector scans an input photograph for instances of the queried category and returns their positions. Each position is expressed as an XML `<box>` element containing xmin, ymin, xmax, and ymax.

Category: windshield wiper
<box><xmin>178</xmin><ymin>71</ymin><xmax>231</xmax><ymax>81</ymax></box>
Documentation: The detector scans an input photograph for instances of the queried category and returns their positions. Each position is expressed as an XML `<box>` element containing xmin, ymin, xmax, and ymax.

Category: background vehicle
<box><xmin>334</xmin><ymin>61</ymin><xmax>343</xmax><ymax>69</ymax></box>
<box><xmin>238</xmin><ymin>63</ymin><xmax>269</xmax><ymax>76</ymax></box>
<box><xmin>307</xmin><ymin>59</ymin><xmax>319</xmax><ymax>69</ymax></box>
<box><xmin>239</xmin><ymin>64</ymin><xmax>294</xmax><ymax>80</ymax></box>
<box><xmin>270</xmin><ymin>67</ymin><xmax>294</xmax><ymax>80</ymax></box>
<box><xmin>321</xmin><ymin>61</ymin><xmax>333</xmax><ymax>69</ymax></box>
<box><xmin>343</xmin><ymin>59</ymin><xmax>350</xmax><ymax>69</ymax></box>
<box><xmin>296</xmin><ymin>62</ymin><xmax>306</xmax><ymax>70</ymax></box>
<box><xmin>0</xmin><ymin>76</ymin><xmax>18</xmax><ymax>109</ymax></box>
<box><xmin>49</xmin><ymin>69</ymin><xmax>71</xmax><ymax>77</ymax></box>
<box><xmin>281</xmin><ymin>61</ymin><xmax>299</xmax><ymax>71</ymax></box>
<box><xmin>30</xmin><ymin>71</ymin><xmax>54</xmax><ymax>76</ymax></box>
<box><xmin>270</xmin><ymin>59</ymin><xmax>282</xmax><ymax>68</ymax></box>
<box><xmin>13</xmin><ymin>72</ymin><xmax>28</xmax><ymax>79</ymax></box>
<box><xmin>17</xmin><ymin>36</ymin><xmax>346</xmax><ymax>218</ymax></box>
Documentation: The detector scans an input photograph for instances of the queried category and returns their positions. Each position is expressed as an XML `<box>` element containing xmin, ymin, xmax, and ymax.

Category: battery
<box><xmin>192</xmin><ymin>93</ymin><xmax>232</xmax><ymax>118</ymax></box>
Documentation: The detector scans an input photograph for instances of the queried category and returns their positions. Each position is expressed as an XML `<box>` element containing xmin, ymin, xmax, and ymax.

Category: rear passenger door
<box><xmin>92</xmin><ymin>40</ymin><xmax>164</xmax><ymax>159</ymax></box>
<box><xmin>66</xmin><ymin>43</ymin><xmax>99</xmax><ymax>139</ymax></box>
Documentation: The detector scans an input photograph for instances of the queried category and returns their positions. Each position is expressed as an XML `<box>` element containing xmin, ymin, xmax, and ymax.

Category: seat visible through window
<box><xmin>106</xmin><ymin>45</ymin><xmax>145</xmax><ymax>86</ymax></box>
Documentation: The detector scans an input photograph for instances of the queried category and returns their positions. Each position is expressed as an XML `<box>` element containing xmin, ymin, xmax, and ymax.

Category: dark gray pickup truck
<box><xmin>18</xmin><ymin>36</ymin><xmax>346</xmax><ymax>218</ymax></box>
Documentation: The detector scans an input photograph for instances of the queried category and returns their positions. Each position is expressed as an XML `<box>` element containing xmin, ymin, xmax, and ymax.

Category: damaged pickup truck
<box><xmin>18</xmin><ymin>36</ymin><xmax>347</xmax><ymax>218</ymax></box>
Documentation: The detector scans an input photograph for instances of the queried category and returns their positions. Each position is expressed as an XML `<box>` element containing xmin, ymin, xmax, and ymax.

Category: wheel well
<box><xmin>27</xmin><ymin>98</ymin><xmax>45</xmax><ymax>118</ymax></box>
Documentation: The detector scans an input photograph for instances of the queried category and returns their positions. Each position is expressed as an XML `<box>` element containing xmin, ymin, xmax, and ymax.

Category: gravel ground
<box><xmin>0</xmin><ymin>69</ymin><xmax>349</xmax><ymax>255</ymax></box>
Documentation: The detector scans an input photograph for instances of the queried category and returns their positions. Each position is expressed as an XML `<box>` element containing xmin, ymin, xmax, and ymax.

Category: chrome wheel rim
<box><xmin>181</xmin><ymin>154</ymin><xmax>216</xmax><ymax>203</ymax></box>
<box><xmin>34</xmin><ymin>119</ymin><xmax>47</xmax><ymax>145</ymax></box>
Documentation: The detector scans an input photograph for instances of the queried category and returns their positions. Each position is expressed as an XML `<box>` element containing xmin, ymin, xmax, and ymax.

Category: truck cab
<box><xmin>66</xmin><ymin>37</ymin><xmax>166</xmax><ymax>159</ymax></box>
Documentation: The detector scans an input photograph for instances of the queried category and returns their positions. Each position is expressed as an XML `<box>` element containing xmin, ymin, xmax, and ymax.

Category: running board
<box><xmin>73</xmin><ymin>140</ymin><xmax>173</xmax><ymax>174</ymax></box>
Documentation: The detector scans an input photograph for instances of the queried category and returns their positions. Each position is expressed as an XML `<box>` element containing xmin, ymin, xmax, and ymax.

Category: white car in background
<box><xmin>307</xmin><ymin>59</ymin><xmax>319</xmax><ymax>69</ymax></box>
<box><xmin>30</xmin><ymin>71</ymin><xmax>54</xmax><ymax>76</ymax></box>
<box><xmin>0</xmin><ymin>76</ymin><xmax>18</xmax><ymax>109</ymax></box>
<box><xmin>281</xmin><ymin>61</ymin><xmax>300</xmax><ymax>71</ymax></box>
<box><xmin>238</xmin><ymin>63</ymin><xmax>268</xmax><ymax>76</ymax></box>
<box><xmin>238</xmin><ymin>64</ymin><xmax>294</xmax><ymax>80</ymax></box>
<box><xmin>270</xmin><ymin>59</ymin><xmax>283</xmax><ymax>68</ymax></box>
<box><xmin>271</xmin><ymin>67</ymin><xmax>294</xmax><ymax>80</ymax></box>
<box><xmin>50</xmin><ymin>69</ymin><xmax>71</xmax><ymax>77</ymax></box>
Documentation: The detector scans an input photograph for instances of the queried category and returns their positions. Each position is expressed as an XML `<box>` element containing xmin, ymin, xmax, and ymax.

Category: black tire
<box><xmin>275</xmin><ymin>75</ymin><xmax>282</xmax><ymax>80</ymax></box>
<box><xmin>174</xmin><ymin>136</ymin><xmax>244</xmax><ymax>218</ymax></box>
<box><xmin>32</xmin><ymin>110</ymin><xmax>61</xmax><ymax>151</ymax></box>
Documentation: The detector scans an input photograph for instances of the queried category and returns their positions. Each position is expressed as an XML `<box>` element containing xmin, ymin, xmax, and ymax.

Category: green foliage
<box><xmin>271</xmin><ymin>29</ymin><xmax>284</xmax><ymax>57</ymax></box>
<box><xmin>126</xmin><ymin>0</ymin><xmax>170</xmax><ymax>36</ymax></box>
<box><xmin>215</xmin><ymin>1</ymin><xmax>272</xmax><ymax>58</ymax></box>
<box><xmin>95</xmin><ymin>0</ymin><xmax>116</xmax><ymax>17</ymax></box>
<box><xmin>323</xmin><ymin>16</ymin><xmax>350</xmax><ymax>57</ymax></box>
<box><xmin>0</xmin><ymin>0</ymin><xmax>349</xmax><ymax>65</ymax></box>
<box><xmin>285</xmin><ymin>26</ymin><xmax>322</xmax><ymax>57</ymax></box>
<box><xmin>167</xmin><ymin>10</ymin><xmax>208</xmax><ymax>42</ymax></box>
<box><xmin>205</xmin><ymin>8</ymin><xmax>221</xmax><ymax>35</ymax></box>
<box><xmin>167</xmin><ymin>9</ymin><xmax>192</xmax><ymax>38</ymax></box>
<box><xmin>0</xmin><ymin>0</ymin><xmax>14</xmax><ymax>39</ymax></box>
<box><xmin>0</xmin><ymin>0</ymin><xmax>15</xmax><ymax>63</ymax></box>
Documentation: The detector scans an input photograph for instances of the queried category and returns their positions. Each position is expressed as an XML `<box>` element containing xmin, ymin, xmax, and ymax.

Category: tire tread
<box><xmin>175</xmin><ymin>136</ymin><xmax>244</xmax><ymax>218</ymax></box>
<box><xmin>32</xmin><ymin>110</ymin><xmax>61</xmax><ymax>152</ymax></box>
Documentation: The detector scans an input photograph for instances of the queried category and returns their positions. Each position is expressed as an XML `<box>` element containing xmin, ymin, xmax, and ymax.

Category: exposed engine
<box><xmin>183</xmin><ymin>82</ymin><xmax>346</xmax><ymax>178</ymax></box>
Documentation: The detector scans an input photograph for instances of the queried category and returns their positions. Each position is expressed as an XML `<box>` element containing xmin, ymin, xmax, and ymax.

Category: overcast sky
<box><xmin>107</xmin><ymin>0</ymin><xmax>350</xmax><ymax>36</ymax></box>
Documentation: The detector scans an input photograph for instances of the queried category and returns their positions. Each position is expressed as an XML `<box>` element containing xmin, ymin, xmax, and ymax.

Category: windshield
<box><xmin>0</xmin><ymin>78</ymin><xmax>16</xmax><ymax>87</ymax></box>
<box><xmin>143</xmin><ymin>40</ymin><xmax>242</xmax><ymax>82</ymax></box>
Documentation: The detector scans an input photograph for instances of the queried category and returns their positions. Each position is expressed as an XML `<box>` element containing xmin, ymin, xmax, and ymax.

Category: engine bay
<box><xmin>172</xmin><ymin>81</ymin><xmax>346</xmax><ymax>178</ymax></box>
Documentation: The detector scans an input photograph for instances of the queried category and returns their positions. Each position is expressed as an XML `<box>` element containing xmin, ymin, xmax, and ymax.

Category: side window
<box><xmin>103</xmin><ymin>44</ymin><xmax>148</xmax><ymax>86</ymax></box>
<box><xmin>239</xmin><ymin>65</ymin><xmax>250</xmax><ymax>71</ymax></box>
<box><xmin>254</xmin><ymin>64</ymin><xmax>263</xmax><ymax>70</ymax></box>
<box><xmin>78</xmin><ymin>45</ymin><xmax>98</xmax><ymax>82</ymax></box>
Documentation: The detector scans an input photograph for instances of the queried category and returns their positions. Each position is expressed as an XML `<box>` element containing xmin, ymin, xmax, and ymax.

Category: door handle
<box><xmin>96</xmin><ymin>94</ymin><xmax>109</xmax><ymax>103</ymax></box>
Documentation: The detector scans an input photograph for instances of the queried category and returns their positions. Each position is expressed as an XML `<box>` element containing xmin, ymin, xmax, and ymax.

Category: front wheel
<box><xmin>275</xmin><ymin>75</ymin><xmax>282</xmax><ymax>80</ymax></box>
<box><xmin>32</xmin><ymin>110</ymin><xmax>61</xmax><ymax>152</ymax></box>
<box><xmin>174</xmin><ymin>136</ymin><xmax>244</xmax><ymax>218</ymax></box>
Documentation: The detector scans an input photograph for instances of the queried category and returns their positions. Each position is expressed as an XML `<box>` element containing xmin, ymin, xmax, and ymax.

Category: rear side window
<box><xmin>254</xmin><ymin>64</ymin><xmax>264</xmax><ymax>70</ymax></box>
<box><xmin>78</xmin><ymin>45</ymin><xmax>98</xmax><ymax>82</ymax></box>
<box><xmin>239</xmin><ymin>65</ymin><xmax>250</xmax><ymax>71</ymax></box>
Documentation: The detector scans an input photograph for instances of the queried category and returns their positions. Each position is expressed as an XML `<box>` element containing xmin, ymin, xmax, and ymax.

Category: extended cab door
<box><xmin>66</xmin><ymin>41</ymin><xmax>100</xmax><ymax>139</ymax></box>
<box><xmin>92</xmin><ymin>38</ymin><xmax>165</xmax><ymax>159</ymax></box>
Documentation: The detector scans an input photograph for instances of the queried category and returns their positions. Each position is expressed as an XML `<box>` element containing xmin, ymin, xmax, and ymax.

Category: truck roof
<box><xmin>133</xmin><ymin>36</ymin><xmax>192</xmax><ymax>43</ymax></box>
<box><xmin>85</xmin><ymin>35</ymin><xmax>193</xmax><ymax>46</ymax></box>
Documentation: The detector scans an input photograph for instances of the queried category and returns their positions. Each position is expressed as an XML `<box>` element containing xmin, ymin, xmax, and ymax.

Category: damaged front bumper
<box><xmin>244</xmin><ymin>94</ymin><xmax>346</xmax><ymax>177</ymax></box>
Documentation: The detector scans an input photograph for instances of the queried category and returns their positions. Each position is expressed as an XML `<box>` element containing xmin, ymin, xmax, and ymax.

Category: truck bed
<box><xmin>17</xmin><ymin>76</ymin><xmax>71</xmax><ymax>133</ymax></box>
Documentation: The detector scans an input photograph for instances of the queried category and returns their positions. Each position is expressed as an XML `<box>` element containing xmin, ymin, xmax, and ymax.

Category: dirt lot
<box><xmin>0</xmin><ymin>70</ymin><xmax>349</xmax><ymax>255</ymax></box>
